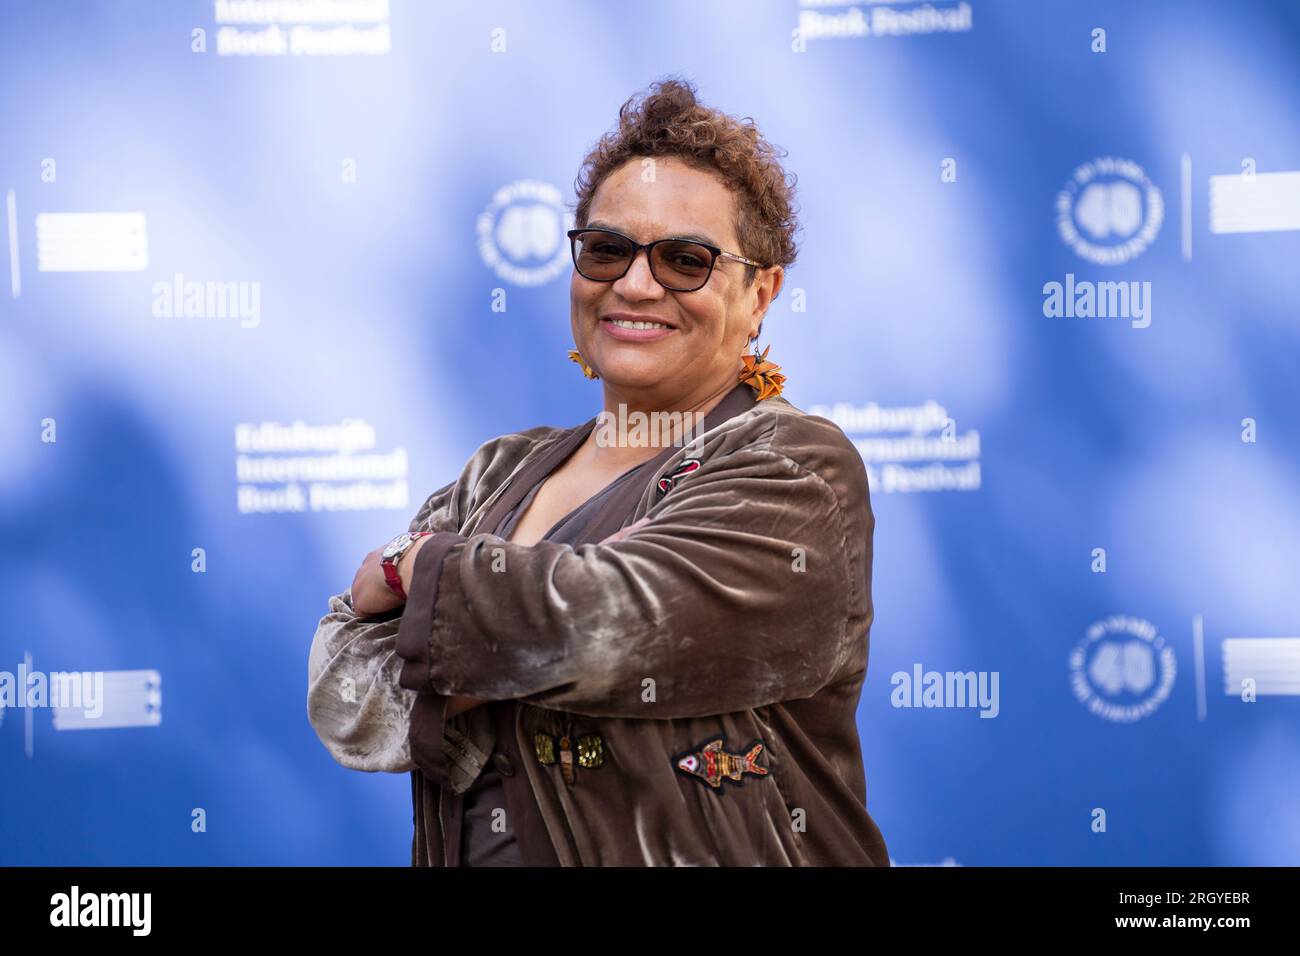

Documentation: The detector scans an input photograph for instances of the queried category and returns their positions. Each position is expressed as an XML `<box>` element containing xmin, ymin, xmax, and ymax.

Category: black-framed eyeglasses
<box><xmin>567</xmin><ymin>227</ymin><xmax>767</xmax><ymax>293</ymax></box>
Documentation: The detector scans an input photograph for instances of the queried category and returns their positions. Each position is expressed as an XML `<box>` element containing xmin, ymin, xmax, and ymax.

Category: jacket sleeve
<box><xmin>306</xmin><ymin>478</ymin><xmax>494</xmax><ymax>790</ymax></box>
<box><xmin>395</xmin><ymin>433</ymin><xmax>873</xmax><ymax>719</ymax></box>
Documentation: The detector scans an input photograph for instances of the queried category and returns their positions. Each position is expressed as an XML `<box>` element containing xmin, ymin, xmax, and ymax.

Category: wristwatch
<box><xmin>380</xmin><ymin>531</ymin><xmax>431</xmax><ymax>600</ymax></box>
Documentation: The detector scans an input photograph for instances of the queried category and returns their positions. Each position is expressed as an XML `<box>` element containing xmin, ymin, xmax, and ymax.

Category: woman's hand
<box><xmin>351</xmin><ymin>538</ymin><xmax>488</xmax><ymax>717</ymax></box>
<box><xmin>350</xmin><ymin>544</ymin><xmax>405</xmax><ymax>617</ymax></box>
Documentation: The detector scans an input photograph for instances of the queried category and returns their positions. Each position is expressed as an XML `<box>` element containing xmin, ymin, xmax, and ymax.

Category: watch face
<box><xmin>382</xmin><ymin>532</ymin><xmax>412</xmax><ymax>560</ymax></box>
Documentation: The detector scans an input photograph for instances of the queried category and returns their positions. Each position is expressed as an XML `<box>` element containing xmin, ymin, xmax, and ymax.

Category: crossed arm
<box><xmin>390</xmin><ymin>442</ymin><xmax>868</xmax><ymax>720</ymax></box>
<box><xmin>308</xmin><ymin>433</ymin><xmax>871</xmax><ymax>779</ymax></box>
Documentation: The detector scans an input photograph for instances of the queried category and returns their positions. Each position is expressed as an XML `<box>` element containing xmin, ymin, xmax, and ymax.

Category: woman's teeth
<box><xmin>609</xmin><ymin>319</ymin><xmax>671</xmax><ymax>330</ymax></box>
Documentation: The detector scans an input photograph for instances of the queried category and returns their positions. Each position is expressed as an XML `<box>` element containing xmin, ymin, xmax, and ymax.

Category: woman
<box><xmin>307</xmin><ymin>77</ymin><xmax>890</xmax><ymax>866</ymax></box>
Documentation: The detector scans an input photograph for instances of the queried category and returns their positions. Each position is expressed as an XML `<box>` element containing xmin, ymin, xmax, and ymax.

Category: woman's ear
<box><xmin>749</xmin><ymin>267</ymin><xmax>782</xmax><ymax>339</ymax></box>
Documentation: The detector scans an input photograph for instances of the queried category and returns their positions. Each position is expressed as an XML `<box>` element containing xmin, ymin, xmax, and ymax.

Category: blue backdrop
<box><xmin>2</xmin><ymin>0</ymin><xmax>1298</xmax><ymax>866</ymax></box>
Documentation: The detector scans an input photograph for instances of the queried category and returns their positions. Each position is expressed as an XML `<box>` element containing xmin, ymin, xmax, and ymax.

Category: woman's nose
<box><xmin>613</xmin><ymin>248</ymin><xmax>665</xmax><ymax>298</ymax></box>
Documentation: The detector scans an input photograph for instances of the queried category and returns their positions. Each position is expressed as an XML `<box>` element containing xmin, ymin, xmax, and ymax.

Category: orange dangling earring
<box><xmin>568</xmin><ymin>348</ymin><xmax>599</xmax><ymax>380</ymax></box>
<box><xmin>738</xmin><ymin>338</ymin><xmax>786</xmax><ymax>401</ymax></box>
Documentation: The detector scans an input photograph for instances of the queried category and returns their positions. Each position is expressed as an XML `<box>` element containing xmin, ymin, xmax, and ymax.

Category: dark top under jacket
<box><xmin>307</xmin><ymin>382</ymin><xmax>892</xmax><ymax>866</ymax></box>
<box><xmin>457</xmin><ymin>462</ymin><xmax>649</xmax><ymax>866</ymax></box>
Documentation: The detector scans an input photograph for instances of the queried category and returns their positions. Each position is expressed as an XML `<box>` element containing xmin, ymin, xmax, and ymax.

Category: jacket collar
<box><xmin>473</xmin><ymin>382</ymin><xmax>758</xmax><ymax>541</ymax></box>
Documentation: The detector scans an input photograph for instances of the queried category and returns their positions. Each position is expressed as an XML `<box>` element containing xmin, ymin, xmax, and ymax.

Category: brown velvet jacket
<box><xmin>307</xmin><ymin>383</ymin><xmax>890</xmax><ymax>866</ymax></box>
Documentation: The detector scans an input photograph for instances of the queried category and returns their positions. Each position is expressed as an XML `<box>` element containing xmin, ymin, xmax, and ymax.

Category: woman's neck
<box><xmin>584</xmin><ymin>378</ymin><xmax>737</xmax><ymax>470</ymax></box>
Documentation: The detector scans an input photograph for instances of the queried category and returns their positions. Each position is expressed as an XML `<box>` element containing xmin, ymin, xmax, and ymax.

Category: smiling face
<box><xmin>570</xmin><ymin>155</ymin><xmax>783</xmax><ymax>411</ymax></box>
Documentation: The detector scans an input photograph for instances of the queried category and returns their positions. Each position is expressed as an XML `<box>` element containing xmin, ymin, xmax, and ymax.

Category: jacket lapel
<box><xmin>469</xmin><ymin>382</ymin><xmax>758</xmax><ymax>545</ymax></box>
<box><xmin>537</xmin><ymin>383</ymin><xmax>760</xmax><ymax>546</ymax></box>
<box><xmin>468</xmin><ymin>418</ymin><xmax>594</xmax><ymax>538</ymax></box>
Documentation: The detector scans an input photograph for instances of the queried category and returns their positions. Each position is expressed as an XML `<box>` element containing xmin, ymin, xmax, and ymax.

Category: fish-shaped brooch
<box><xmin>673</xmin><ymin>736</ymin><xmax>769</xmax><ymax>789</ymax></box>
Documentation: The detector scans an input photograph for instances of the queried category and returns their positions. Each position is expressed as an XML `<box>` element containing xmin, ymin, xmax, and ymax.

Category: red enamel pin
<box><xmin>656</xmin><ymin>457</ymin><xmax>701</xmax><ymax>498</ymax></box>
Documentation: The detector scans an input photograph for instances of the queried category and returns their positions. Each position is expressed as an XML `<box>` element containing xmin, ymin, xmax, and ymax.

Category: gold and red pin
<box><xmin>535</xmin><ymin>731</ymin><xmax>604</xmax><ymax>785</ymax></box>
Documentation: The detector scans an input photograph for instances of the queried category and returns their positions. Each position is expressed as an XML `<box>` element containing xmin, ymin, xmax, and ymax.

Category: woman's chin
<box><xmin>598</xmin><ymin>364</ymin><xmax>679</xmax><ymax>394</ymax></box>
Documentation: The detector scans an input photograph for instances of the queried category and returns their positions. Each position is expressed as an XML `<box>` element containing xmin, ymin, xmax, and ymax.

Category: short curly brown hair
<box><xmin>572</xmin><ymin>75</ymin><xmax>800</xmax><ymax>293</ymax></box>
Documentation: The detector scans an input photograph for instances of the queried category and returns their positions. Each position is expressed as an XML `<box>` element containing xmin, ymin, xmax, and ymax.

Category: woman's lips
<box><xmin>600</xmin><ymin>317</ymin><xmax>676</xmax><ymax>342</ymax></box>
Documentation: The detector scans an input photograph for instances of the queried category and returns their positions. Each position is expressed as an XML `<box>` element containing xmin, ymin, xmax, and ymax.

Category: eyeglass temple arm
<box><xmin>719</xmin><ymin>251</ymin><xmax>767</xmax><ymax>268</ymax></box>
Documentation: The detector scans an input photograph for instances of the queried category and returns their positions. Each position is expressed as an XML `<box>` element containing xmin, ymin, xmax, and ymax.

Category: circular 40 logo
<box><xmin>1056</xmin><ymin>157</ymin><xmax>1164</xmax><ymax>266</ymax></box>
<box><xmin>476</xmin><ymin>179</ymin><xmax>574</xmax><ymax>287</ymax></box>
<box><xmin>1069</xmin><ymin>615</ymin><xmax>1176</xmax><ymax>722</ymax></box>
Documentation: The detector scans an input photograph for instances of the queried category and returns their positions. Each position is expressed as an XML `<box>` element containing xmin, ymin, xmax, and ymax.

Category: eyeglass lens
<box><xmin>572</xmin><ymin>231</ymin><xmax>714</xmax><ymax>290</ymax></box>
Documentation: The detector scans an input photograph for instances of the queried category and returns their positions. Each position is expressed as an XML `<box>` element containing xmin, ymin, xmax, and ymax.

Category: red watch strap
<box><xmin>382</xmin><ymin>532</ymin><xmax>431</xmax><ymax>601</ymax></box>
<box><xmin>381</xmin><ymin>557</ymin><xmax>406</xmax><ymax>600</ymax></box>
